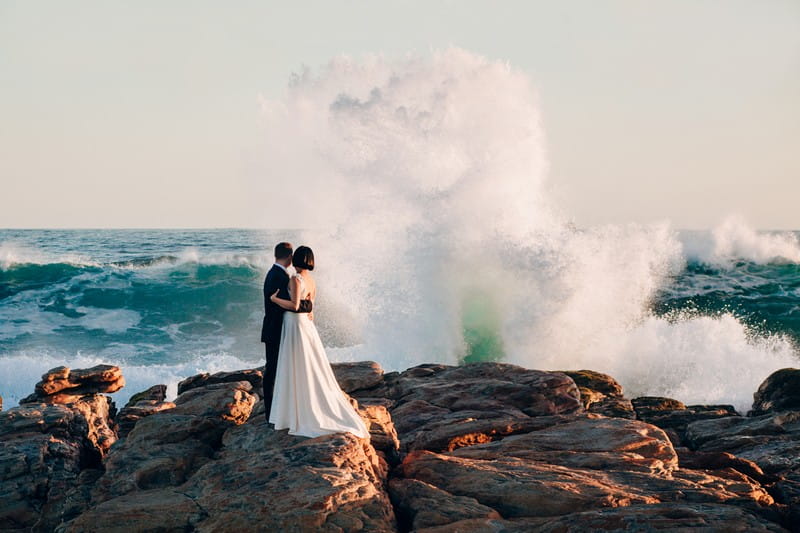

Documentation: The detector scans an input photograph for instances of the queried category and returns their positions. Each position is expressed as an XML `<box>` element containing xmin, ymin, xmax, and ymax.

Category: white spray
<box><xmin>251</xmin><ymin>49</ymin><xmax>797</xmax><ymax>411</ymax></box>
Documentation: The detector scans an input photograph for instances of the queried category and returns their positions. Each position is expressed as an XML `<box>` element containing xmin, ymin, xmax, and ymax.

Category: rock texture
<box><xmin>3</xmin><ymin>361</ymin><xmax>799</xmax><ymax>531</ymax></box>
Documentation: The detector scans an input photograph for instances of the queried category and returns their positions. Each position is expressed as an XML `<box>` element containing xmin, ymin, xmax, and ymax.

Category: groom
<box><xmin>261</xmin><ymin>242</ymin><xmax>312</xmax><ymax>422</ymax></box>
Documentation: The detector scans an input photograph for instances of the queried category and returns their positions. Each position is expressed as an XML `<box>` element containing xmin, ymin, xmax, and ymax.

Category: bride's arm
<box><xmin>270</xmin><ymin>277</ymin><xmax>301</xmax><ymax>311</ymax></box>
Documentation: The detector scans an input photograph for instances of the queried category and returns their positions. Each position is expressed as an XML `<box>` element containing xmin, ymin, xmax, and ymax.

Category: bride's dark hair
<box><xmin>292</xmin><ymin>246</ymin><xmax>314</xmax><ymax>271</ymax></box>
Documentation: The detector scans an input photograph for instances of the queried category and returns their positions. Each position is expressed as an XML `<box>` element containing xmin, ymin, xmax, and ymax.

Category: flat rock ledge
<box><xmin>1</xmin><ymin>363</ymin><xmax>800</xmax><ymax>531</ymax></box>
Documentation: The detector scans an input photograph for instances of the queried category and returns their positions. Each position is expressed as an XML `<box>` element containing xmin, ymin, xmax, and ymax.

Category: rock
<box><xmin>632</xmin><ymin>396</ymin><xmax>686</xmax><ymax>416</ymax></box>
<box><xmin>332</xmin><ymin>361</ymin><xmax>385</xmax><ymax>393</ymax></box>
<box><xmin>388</xmin><ymin>478</ymin><xmax>501</xmax><ymax>530</ymax></box>
<box><xmin>419</xmin><ymin>504</ymin><xmax>784</xmax><ymax>533</ymax></box>
<box><xmin>751</xmin><ymin>368</ymin><xmax>800</xmax><ymax>416</ymax></box>
<box><xmin>8</xmin><ymin>359</ymin><xmax>794</xmax><ymax>532</ymax></box>
<box><xmin>558</xmin><ymin>370</ymin><xmax>636</xmax><ymax>419</ymax></box>
<box><xmin>32</xmin><ymin>364</ymin><xmax>124</xmax><ymax>399</ymax></box>
<box><xmin>58</xmin><ymin>489</ymin><xmax>207</xmax><ymax>532</ymax></box>
<box><xmin>632</xmin><ymin>396</ymin><xmax>739</xmax><ymax>446</ymax></box>
<box><xmin>116</xmin><ymin>385</ymin><xmax>175</xmax><ymax>439</ymax></box>
<box><xmin>401</xmin><ymin>449</ymin><xmax>774</xmax><ymax>522</ymax></box>
<box><xmin>126</xmin><ymin>384</ymin><xmax>167</xmax><ymax>404</ymax></box>
<box><xmin>180</xmin><ymin>418</ymin><xmax>396</xmax><ymax>532</ymax></box>
<box><xmin>90</xmin><ymin>380</ymin><xmax>257</xmax><ymax>503</ymax></box>
<box><xmin>384</xmin><ymin>363</ymin><xmax>582</xmax><ymax>452</ymax></box>
<box><xmin>0</xmin><ymin>397</ymin><xmax>116</xmax><ymax>531</ymax></box>
<box><xmin>449</xmin><ymin>416</ymin><xmax>678</xmax><ymax>473</ymax></box>
<box><xmin>0</xmin><ymin>393</ymin><xmax>3</xmax><ymax>411</ymax></box>
<box><xmin>177</xmin><ymin>368</ymin><xmax>263</xmax><ymax>396</ymax></box>
<box><xmin>357</xmin><ymin>398</ymin><xmax>400</xmax><ymax>462</ymax></box>
<box><xmin>560</xmin><ymin>370</ymin><xmax>623</xmax><ymax>399</ymax></box>
<box><xmin>69</xmin><ymin>394</ymin><xmax>118</xmax><ymax>458</ymax></box>
<box><xmin>401</xmin><ymin>450</ymin><xmax>660</xmax><ymax>518</ymax></box>
<box><xmin>591</xmin><ymin>397</ymin><xmax>636</xmax><ymax>419</ymax></box>
<box><xmin>685</xmin><ymin>411</ymin><xmax>800</xmax><ymax>474</ymax></box>
<box><xmin>676</xmin><ymin>448</ymin><xmax>776</xmax><ymax>485</ymax></box>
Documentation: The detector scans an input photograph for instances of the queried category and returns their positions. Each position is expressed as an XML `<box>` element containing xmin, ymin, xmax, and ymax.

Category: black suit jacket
<box><xmin>260</xmin><ymin>264</ymin><xmax>312</xmax><ymax>344</ymax></box>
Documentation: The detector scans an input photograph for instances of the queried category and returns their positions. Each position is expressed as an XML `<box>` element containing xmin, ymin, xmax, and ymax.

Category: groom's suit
<box><xmin>261</xmin><ymin>264</ymin><xmax>312</xmax><ymax>421</ymax></box>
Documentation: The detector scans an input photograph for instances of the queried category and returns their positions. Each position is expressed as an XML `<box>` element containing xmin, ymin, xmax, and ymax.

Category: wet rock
<box><xmin>751</xmin><ymin>368</ymin><xmax>800</xmax><ymax>416</ymax></box>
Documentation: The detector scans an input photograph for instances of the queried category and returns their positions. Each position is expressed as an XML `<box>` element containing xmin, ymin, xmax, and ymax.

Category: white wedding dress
<box><xmin>269</xmin><ymin>274</ymin><xmax>369</xmax><ymax>439</ymax></box>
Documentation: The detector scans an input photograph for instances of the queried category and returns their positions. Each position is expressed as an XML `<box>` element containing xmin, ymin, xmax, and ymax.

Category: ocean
<box><xmin>1</xmin><ymin>227</ymin><xmax>798</xmax><ymax>411</ymax></box>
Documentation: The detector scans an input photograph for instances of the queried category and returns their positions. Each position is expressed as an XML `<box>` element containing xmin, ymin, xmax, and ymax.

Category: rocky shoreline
<box><xmin>2</xmin><ymin>361</ymin><xmax>800</xmax><ymax>531</ymax></box>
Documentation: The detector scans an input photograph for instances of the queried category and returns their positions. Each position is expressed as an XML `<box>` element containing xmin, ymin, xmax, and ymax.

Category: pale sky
<box><xmin>1</xmin><ymin>1</ymin><xmax>798</xmax><ymax>229</ymax></box>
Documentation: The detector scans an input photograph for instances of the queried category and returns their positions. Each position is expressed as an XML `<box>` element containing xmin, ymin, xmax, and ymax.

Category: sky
<box><xmin>1</xmin><ymin>1</ymin><xmax>798</xmax><ymax>229</ymax></box>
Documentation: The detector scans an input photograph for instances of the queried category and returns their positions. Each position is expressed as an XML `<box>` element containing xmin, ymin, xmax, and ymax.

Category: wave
<box><xmin>249</xmin><ymin>49</ymin><xmax>799</xmax><ymax>410</ymax></box>
<box><xmin>0</xmin><ymin>242</ymin><xmax>272</xmax><ymax>271</ymax></box>
<box><xmin>681</xmin><ymin>216</ymin><xmax>800</xmax><ymax>266</ymax></box>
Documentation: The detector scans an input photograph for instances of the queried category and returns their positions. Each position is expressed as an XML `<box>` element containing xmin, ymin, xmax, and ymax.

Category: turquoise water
<box><xmin>1</xmin><ymin>228</ymin><xmax>799</xmax><ymax>407</ymax></box>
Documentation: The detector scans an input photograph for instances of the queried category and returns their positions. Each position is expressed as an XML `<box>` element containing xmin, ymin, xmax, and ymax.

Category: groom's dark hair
<box><xmin>274</xmin><ymin>242</ymin><xmax>293</xmax><ymax>260</ymax></box>
<box><xmin>292</xmin><ymin>246</ymin><xmax>314</xmax><ymax>271</ymax></box>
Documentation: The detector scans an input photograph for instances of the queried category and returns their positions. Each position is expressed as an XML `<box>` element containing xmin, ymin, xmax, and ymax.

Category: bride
<box><xmin>268</xmin><ymin>246</ymin><xmax>369</xmax><ymax>439</ymax></box>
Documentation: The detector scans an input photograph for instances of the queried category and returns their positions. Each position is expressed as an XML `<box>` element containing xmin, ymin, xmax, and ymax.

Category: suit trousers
<box><xmin>263</xmin><ymin>339</ymin><xmax>280</xmax><ymax>422</ymax></box>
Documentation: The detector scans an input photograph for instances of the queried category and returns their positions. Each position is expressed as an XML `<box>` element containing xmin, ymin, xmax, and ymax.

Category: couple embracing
<box><xmin>260</xmin><ymin>242</ymin><xmax>369</xmax><ymax>439</ymax></box>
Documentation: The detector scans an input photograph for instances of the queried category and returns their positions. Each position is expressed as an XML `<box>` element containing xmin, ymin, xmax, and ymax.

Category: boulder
<box><xmin>21</xmin><ymin>365</ymin><xmax>124</xmax><ymax>404</ymax></box>
<box><xmin>559</xmin><ymin>370</ymin><xmax>635</xmax><ymax>419</ymax></box>
<box><xmin>751</xmin><ymin>368</ymin><xmax>800</xmax><ymax>416</ymax></box>
<box><xmin>332</xmin><ymin>361</ymin><xmax>385</xmax><ymax>393</ymax></box>
<box><xmin>177</xmin><ymin>368</ymin><xmax>263</xmax><ymax>396</ymax></box>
